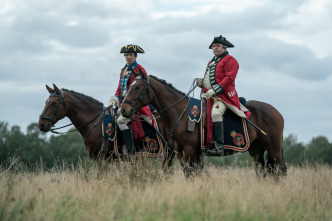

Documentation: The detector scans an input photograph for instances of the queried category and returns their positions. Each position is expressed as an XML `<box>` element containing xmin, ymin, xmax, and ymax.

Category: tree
<box><xmin>283</xmin><ymin>134</ymin><xmax>306</xmax><ymax>165</ymax></box>
<box><xmin>48</xmin><ymin>128</ymin><xmax>87</xmax><ymax>164</ymax></box>
<box><xmin>306</xmin><ymin>136</ymin><xmax>332</xmax><ymax>165</ymax></box>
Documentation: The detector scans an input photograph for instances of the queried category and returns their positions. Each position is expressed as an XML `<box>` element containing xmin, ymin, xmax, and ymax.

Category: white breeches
<box><xmin>211</xmin><ymin>101</ymin><xmax>227</xmax><ymax>122</ymax></box>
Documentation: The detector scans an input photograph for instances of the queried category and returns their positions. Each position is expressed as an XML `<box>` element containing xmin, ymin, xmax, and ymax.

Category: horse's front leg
<box><xmin>162</xmin><ymin>148</ymin><xmax>175</xmax><ymax>172</ymax></box>
<box><xmin>181</xmin><ymin>145</ymin><xmax>204</xmax><ymax>177</ymax></box>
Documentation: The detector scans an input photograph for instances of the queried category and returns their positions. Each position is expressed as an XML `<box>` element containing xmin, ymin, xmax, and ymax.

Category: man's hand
<box><xmin>108</xmin><ymin>96</ymin><xmax>119</xmax><ymax>107</ymax></box>
<box><xmin>196</xmin><ymin>78</ymin><xmax>203</xmax><ymax>88</ymax></box>
<box><xmin>117</xmin><ymin>115</ymin><xmax>132</xmax><ymax>124</ymax></box>
<box><xmin>205</xmin><ymin>89</ymin><xmax>216</xmax><ymax>98</ymax></box>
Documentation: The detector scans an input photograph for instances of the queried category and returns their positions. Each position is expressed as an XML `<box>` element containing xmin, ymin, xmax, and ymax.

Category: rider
<box><xmin>108</xmin><ymin>44</ymin><xmax>152</xmax><ymax>155</ymax></box>
<box><xmin>196</xmin><ymin>35</ymin><xmax>251</xmax><ymax>156</ymax></box>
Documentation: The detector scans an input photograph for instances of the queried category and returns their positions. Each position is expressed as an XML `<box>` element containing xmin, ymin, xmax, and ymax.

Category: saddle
<box><xmin>187</xmin><ymin>97</ymin><xmax>250</xmax><ymax>152</ymax></box>
<box><xmin>101</xmin><ymin>107</ymin><xmax>164</xmax><ymax>157</ymax></box>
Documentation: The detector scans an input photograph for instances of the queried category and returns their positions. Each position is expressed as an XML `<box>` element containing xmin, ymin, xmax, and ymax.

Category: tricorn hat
<box><xmin>209</xmin><ymin>35</ymin><xmax>234</xmax><ymax>49</ymax></box>
<box><xmin>120</xmin><ymin>44</ymin><xmax>145</xmax><ymax>54</ymax></box>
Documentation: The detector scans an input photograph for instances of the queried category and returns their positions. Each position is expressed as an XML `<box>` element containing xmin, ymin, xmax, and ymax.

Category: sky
<box><xmin>0</xmin><ymin>0</ymin><xmax>331</xmax><ymax>144</ymax></box>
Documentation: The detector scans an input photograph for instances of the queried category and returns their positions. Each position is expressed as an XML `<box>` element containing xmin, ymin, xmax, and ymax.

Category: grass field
<box><xmin>1</xmin><ymin>158</ymin><xmax>331</xmax><ymax>221</ymax></box>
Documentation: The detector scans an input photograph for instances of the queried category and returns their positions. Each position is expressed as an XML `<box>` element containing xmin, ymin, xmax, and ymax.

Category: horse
<box><xmin>120</xmin><ymin>68</ymin><xmax>287</xmax><ymax>177</ymax></box>
<box><xmin>38</xmin><ymin>84</ymin><xmax>172</xmax><ymax>164</ymax></box>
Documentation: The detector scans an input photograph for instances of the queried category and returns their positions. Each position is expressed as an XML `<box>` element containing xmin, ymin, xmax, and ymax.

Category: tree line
<box><xmin>0</xmin><ymin>121</ymin><xmax>88</xmax><ymax>169</ymax></box>
<box><xmin>1</xmin><ymin>121</ymin><xmax>332</xmax><ymax>169</ymax></box>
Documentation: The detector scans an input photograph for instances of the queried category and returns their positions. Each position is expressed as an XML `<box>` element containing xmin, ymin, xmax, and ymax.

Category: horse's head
<box><xmin>120</xmin><ymin>67</ymin><xmax>152</xmax><ymax>118</ymax></box>
<box><xmin>38</xmin><ymin>84</ymin><xmax>68</xmax><ymax>132</ymax></box>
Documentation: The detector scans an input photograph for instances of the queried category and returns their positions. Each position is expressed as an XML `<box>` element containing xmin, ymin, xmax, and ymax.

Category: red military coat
<box><xmin>115</xmin><ymin>64</ymin><xmax>152</xmax><ymax>143</ymax></box>
<box><xmin>202</xmin><ymin>54</ymin><xmax>251</xmax><ymax>146</ymax></box>
<box><xmin>202</xmin><ymin>54</ymin><xmax>240</xmax><ymax>108</ymax></box>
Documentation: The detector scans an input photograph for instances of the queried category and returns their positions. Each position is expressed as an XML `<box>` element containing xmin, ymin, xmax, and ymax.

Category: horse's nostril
<box><xmin>121</xmin><ymin>108</ymin><xmax>126</xmax><ymax>115</ymax></box>
<box><xmin>40</xmin><ymin>123</ymin><xmax>44</xmax><ymax>129</ymax></box>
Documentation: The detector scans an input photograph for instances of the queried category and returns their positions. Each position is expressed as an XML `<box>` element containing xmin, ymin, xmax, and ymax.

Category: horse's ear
<box><xmin>137</xmin><ymin>67</ymin><xmax>147</xmax><ymax>80</ymax></box>
<box><xmin>46</xmin><ymin>85</ymin><xmax>54</xmax><ymax>94</ymax></box>
<box><xmin>132</xmin><ymin>68</ymin><xmax>139</xmax><ymax>77</ymax></box>
<box><xmin>53</xmin><ymin>84</ymin><xmax>60</xmax><ymax>95</ymax></box>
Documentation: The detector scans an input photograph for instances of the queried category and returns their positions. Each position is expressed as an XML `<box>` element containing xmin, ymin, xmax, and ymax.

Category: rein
<box><xmin>128</xmin><ymin>77</ymin><xmax>198</xmax><ymax>118</ymax></box>
<box><xmin>124</xmin><ymin>76</ymin><xmax>198</xmax><ymax>136</ymax></box>
<box><xmin>39</xmin><ymin>89</ymin><xmax>109</xmax><ymax>142</ymax></box>
<box><xmin>50</xmin><ymin>106</ymin><xmax>108</xmax><ymax>144</ymax></box>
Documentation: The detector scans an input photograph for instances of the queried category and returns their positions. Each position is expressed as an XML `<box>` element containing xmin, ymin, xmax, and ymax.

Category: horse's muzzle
<box><xmin>121</xmin><ymin>107</ymin><xmax>134</xmax><ymax>118</ymax></box>
<box><xmin>38</xmin><ymin>120</ymin><xmax>52</xmax><ymax>132</ymax></box>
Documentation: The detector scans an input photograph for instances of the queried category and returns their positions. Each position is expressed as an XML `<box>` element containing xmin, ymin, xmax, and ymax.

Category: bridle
<box><xmin>122</xmin><ymin>75</ymin><xmax>198</xmax><ymax>136</ymax></box>
<box><xmin>39</xmin><ymin>90</ymin><xmax>107</xmax><ymax>143</ymax></box>
<box><xmin>122</xmin><ymin>75</ymin><xmax>151</xmax><ymax>113</ymax></box>
<box><xmin>39</xmin><ymin>90</ymin><xmax>68</xmax><ymax>126</ymax></box>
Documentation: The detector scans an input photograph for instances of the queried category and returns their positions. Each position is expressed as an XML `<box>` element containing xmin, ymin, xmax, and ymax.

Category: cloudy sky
<box><xmin>1</xmin><ymin>0</ymin><xmax>331</xmax><ymax>144</ymax></box>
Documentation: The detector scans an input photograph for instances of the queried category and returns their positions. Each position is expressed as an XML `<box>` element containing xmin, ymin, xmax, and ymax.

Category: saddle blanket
<box><xmin>188</xmin><ymin>98</ymin><xmax>250</xmax><ymax>152</ymax></box>
<box><xmin>102</xmin><ymin>107</ymin><xmax>164</xmax><ymax>157</ymax></box>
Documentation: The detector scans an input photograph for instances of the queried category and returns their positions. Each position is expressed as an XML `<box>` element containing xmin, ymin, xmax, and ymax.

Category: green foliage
<box><xmin>0</xmin><ymin>120</ymin><xmax>88</xmax><ymax>170</ymax></box>
<box><xmin>283</xmin><ymin>134</ymin><xmax>332</xmax><ymax>166</ymax></box>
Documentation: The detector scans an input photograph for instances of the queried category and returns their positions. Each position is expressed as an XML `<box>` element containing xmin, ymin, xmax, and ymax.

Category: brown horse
<box><xmin>38</xmin><ymin>84</ymin><xmax>171</xmax><ymax>163</ymax></box>
<box><xmin>120</xmin><ymin>69</ymin><xmax>287</xmax><ymax>177</ymax></box>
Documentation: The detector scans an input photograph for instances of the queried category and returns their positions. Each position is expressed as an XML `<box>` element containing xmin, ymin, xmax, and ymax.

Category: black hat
<box><xmin>120</xmin><ymin>44</ymin><xmax>145</xmax><ymax>53</ymax></box>
<box><xmin>209</xmin><ymin>35</ymin><xmax>234</xmax><ymax>49</ymax></box>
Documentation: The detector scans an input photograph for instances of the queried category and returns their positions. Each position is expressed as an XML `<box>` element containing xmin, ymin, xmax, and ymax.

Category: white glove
<box><xmin>196</xmin><ymin>78</ymin><xmax>203</xmax><ymax>88</ymax></box>
<box><xmin>108</xmin><ymin>96</ymin><xmax>119</xmax><ymax>107</ymax></box>
<box><xmin>205</xmin><ymin>89</ymin><xmax>216</xmax><ymax>98</ymax></box>
<box><xmin>117</xmin><ymin>115</ymin><xmax>132</xmax><ymax>124</ymax></box>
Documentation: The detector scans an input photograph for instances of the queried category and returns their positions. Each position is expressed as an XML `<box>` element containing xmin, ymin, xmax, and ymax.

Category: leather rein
<box><xmin>122</xmin><ymin>75</ymin><xmax>197</xmax><ymax>136</ymax></box>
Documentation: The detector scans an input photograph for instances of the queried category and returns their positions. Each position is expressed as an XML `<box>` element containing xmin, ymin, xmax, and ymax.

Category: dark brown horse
<box><xmin>38</xmin><ymin>84</ymin><xmax>170</xmax><ymax>162</ymax></box>
<box><xmin>120</xmin><ymin>69</ymin><xmax>287</xmax><ymax>177</ymax></box>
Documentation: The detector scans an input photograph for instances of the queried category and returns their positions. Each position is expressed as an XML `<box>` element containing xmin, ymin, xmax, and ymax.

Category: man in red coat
<box><xmin>108</xmin><ymin>44</ymin><xmax>152</xmax><ymax>155</ymax></box>
<box><xmin>196</xmin><ymin>36</ymin><xmax>251</xmax><ymax>156</ymax></box>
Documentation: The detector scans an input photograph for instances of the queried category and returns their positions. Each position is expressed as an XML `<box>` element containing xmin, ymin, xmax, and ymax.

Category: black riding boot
<box><xmin>206</xmin><ymin>121</ymin><xmax>224</xmax><ymax>156</ymax></box>
<box><xmin>122</xmin><ymin>128</ymin><xmax>136</xmax><ymax>156</ymax></box>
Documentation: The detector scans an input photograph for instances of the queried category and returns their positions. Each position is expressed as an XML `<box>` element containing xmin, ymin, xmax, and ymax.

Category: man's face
<box><xmin>124</xmin><ymin>53</ymin><xmax>136</xmax><ymax>65</ymax></box>
<box><xmin>212</xmin><ymin>43</ymin><xmax>226</xmax><ymax>57</ymax></box>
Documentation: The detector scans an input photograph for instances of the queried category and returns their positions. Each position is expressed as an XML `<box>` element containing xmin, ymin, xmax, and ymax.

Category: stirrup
<box><xmin>206</xmin><ymin>143</ymin><xmax>224</xmax><ymax>156</ymax></box>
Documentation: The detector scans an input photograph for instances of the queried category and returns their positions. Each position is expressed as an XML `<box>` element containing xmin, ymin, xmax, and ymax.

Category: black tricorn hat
<box><xmin>120</xmin><ymin>44</ymin><xmax>145</xmax><ymax>54</ymax></box>
<box><xmin>209</xmin><ymin>35</ymin><xmax>234</xmax><ymax>49</ymax></box>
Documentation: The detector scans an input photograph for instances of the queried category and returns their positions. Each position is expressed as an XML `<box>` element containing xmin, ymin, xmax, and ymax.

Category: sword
<box><xmin>246</xmin><ymin>119</ymin><xmax>267</xmax><ymax>135</ymax></box>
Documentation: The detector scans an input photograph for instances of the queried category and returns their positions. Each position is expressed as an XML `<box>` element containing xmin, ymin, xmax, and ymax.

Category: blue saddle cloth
<box><xmin>188</xmin><ymin>97</ymin><xmax>250</xmax><ymax>152</ymax></box>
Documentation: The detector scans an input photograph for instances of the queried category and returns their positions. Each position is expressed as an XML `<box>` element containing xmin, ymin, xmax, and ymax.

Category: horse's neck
<box><xmin>65</xmin><ymin>93</ymin><xmax>102</xmax><ymax>131</ymax></box>
<box><xmin>150</xmin><ymin>79</ymin><xmax>187</xmax><ymax>125</ymax></box>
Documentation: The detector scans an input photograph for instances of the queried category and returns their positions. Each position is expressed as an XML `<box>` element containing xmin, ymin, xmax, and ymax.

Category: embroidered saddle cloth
<box><xmin>188</xmin><ymin>97</ymin><xmax>250</xmax><ymax>152</ymax></box>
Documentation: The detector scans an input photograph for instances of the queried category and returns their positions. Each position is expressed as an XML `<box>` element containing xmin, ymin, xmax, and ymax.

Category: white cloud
<box><xmin>0</xmin><ymin>0</ymin><xmax>331</xmax><ymax>143</ymax></box>
<box><xmin>267</xmin><ymin>0</ymin><xmax>332</xmax><ymax>58</ymax></box>
<box><xmin>66</xmin><ymin>20</ymin><xmax>79</xmax><ymax>26</ymax></box>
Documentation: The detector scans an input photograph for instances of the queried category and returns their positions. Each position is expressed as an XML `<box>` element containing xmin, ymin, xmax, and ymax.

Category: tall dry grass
<box><xmin>0</xmin><ymin>158</ymin><xmax>331</xmax><ymax>221</ymax></box>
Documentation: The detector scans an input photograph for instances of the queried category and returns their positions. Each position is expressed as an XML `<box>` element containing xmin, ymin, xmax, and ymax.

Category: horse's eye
<box><xmin>51</xmin><ymin>101</ymin><xmax>56</xmax><ymax>106</ymax></box>
<box><xmin>135</xmin><ymin>86</ymin><xmax>141</xmax><ymax>90</ymax></box>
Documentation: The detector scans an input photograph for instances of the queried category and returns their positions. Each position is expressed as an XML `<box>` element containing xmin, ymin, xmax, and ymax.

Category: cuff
<box><xmin>212</xmin><ymin>84</ymin><xmax>224</xmax><ymax>95</ymax></box>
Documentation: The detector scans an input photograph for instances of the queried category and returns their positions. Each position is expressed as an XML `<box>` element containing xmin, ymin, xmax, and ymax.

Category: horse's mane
<box><xmin>150</xmin><ymin>75</ymin><xmax>185</xmax><ymax>96</ymax></box>
<box><xmin>62</xmin><ymin>89</ymin><xmax>103</xmax><ymax>106</ymax></box>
